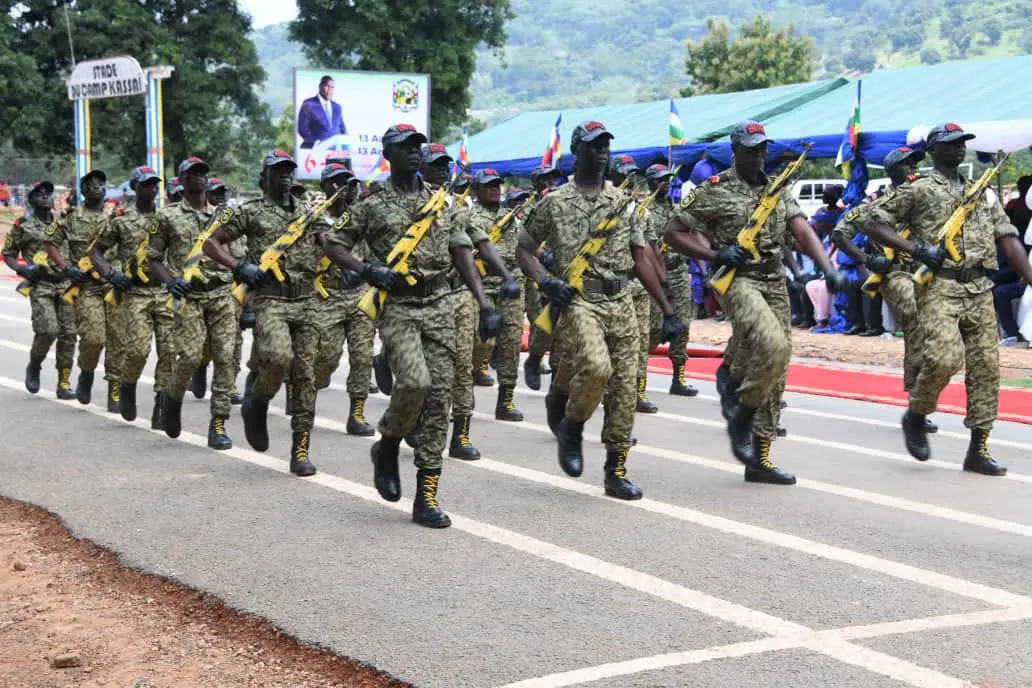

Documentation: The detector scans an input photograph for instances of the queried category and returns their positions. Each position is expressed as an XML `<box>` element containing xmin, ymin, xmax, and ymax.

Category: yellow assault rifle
<box><xmin>231</xmin><ymin>187</ymin><xmax>345</xmax><ymax>305</ymax></box>
<box><xmin>709</xmin><ymin>143</ymin><xmax>814</xmax><ymax>296</ymax></box>
<box><xmin>167</xmin><ymin>205</ymin><xmax>230</xmax><ymax>313</ymax></box>
<box><xmin>862</xmin><ymin>227</ymin><xmax>910</xmax><ymax>298</ymax></box>
<box><xmin>16</xmin><ymin>252</ymin><xmax>52</xmax><ymax>297</ymax></box>
<box><xmin>106</xmin><ymin>227</ymin><xmax>157</xmax><ymax>306</ymax></box>
<box><xmin>533</xmin><ymin>180</ymin><xmax>647</xmax><ymax>336</ymax></box>
<box><xmin>913</xmin><ymin>151</ymin><xmax>1008</xmax><ymax>287</ymax></box>
<box><xmin>61</xmin><ymin>253</ymin><xmax>104</xmax><ymax>304</ymax></box>
<box><xmin>357</xmin><ymin>183</ymin><xmax>471</xmax><ymax>321</ymax></box>
<box><xmin>473</xmin><ymin>192</ymin><xmax>539</xmax><ymax>277</ymax></box>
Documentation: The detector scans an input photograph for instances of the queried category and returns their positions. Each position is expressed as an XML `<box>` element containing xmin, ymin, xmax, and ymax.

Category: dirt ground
<box><xmin>0</xmin><ymin>498</ymin><xmax>409</xmax><ymax>688</ymax></box>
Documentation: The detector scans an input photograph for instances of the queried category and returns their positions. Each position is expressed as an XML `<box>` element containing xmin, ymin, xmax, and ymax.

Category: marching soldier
<box><xmin>323</xmin><ymin>123</ymin><xmax>504</xmax><ymax>528</ymax></box>
<box><xmin>863</xmin><ymin>123</ymin><xmax>1032</xmax><ymax>475</ymax></box>
<box><xmin>89</xmin><ymin>166</ymin><xmax>174</xmax><ymax>428</ymax></box>
<box><xmin>167</xmin><ymin>178</ymin><xmax>184</xmax><ymax>205</ymax></box>
<box><xmin>44</xmin><ymin>169</ymin><xmax>124</xmax><ymax>412</ymax></box>
<box><xmin>663</xmin><ymin>121</ymin><xmax>845</xmax><ymax>485</ymax></box>
<box><xmin>3</xmin><ymin>180</ymin><xmax>76</xmax><ymax>399</ymax></box>
<box><xmin>517</xmin><ymin>120</ymin><xmax>685</xmax><ymax>500</ymax></box>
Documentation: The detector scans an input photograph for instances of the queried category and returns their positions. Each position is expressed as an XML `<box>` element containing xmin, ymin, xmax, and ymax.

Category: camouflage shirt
<box><xmin>452</xmin><ymin>200</ymin><xmax>519</xmax><ymax>291</ymax></box>
<box><xmin>100</xmin><ymin>206</ymin><xmax>160</xmax><ymax>275</ymax></box>
<box><xmin>671</xmin><ymin>169</ymin><xmax>805</xmax><ymax>274</ymax></box>
<box><xmin>3</xmin><ymin>215</ymin><xmax>66</xmax><ymax>276</ymax></box>
<box><xmin>220</xmin><ymin>197</ymin><xmax>322</xmax><ymax>283</ymax></box>
<box><xmin>47</xmin><ymin>207</ymin><xmax>110</xmax><ymax>262</ymax></box>
<box><xmin>148</xmin><ymin>200</ymin><xmax>230</xmax><ymax>283</ymax></box>
<box><xmin>833</xmin><ymin>183</ymin><xmax>914</xmax><ymax>270</ymax></box>
<box><xmin>517</xmin><ymin>180</ymin><xmax>646</xmax><ymax>300</ymax></box>
<box><xmin>328</xmin><ymin>181</ymin><xmax>473</xmax><ymax>304</ymax></box>
<box><xmin>644</xmin><ymin>201</ymin><xmax>681</xmax><ymax>268</ymax></box>
<box><xmin>314</xmin><ymin>209</ymin><xmax>366</xmax><ymax>296</ymax></box>
<box><xmin>870</xmin><ymin>169</ymin><xmax>1018</xmax><ymax>295</ymax></box>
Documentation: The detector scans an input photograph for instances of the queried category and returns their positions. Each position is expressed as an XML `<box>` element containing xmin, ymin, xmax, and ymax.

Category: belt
<box><xmin>392</xmin><ymin>273</ymin><xmax>448</xmax><ymax>298</ymax></box>
<box><xmin>734</xmin><ymin>258</ymin><xmax>782</xmax><ymax>276</ymax></box>
<box><xmin>255</xmin><ymin>279</ymin><xmax>314</xmax><ymax>298</ymax></box>
<box><xmin>581</xmin><ymin>275</ymin><xmax>627</xmax><ymax>297</ymax></box>
<box><xmin>188</xmin><ymin>278</ymin><xmax>231</xmax><ymax>293</ymax></box>
<box><xmin>37</xmin><ymin>272</ymin><xmax>69</xmax><ymax>284</ymax></box>
<box><xmin>131</xmin><ymin>279</ymin><xmax>163</xmax><ymax>288</ymax></box>
<box><xmin>936</xmin><ymin>266</ymin><xmax>986</xmax><ymax>283</ymax></box>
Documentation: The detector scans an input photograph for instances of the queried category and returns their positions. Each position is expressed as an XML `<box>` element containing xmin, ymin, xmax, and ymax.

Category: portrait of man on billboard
<box><xmin>297</xmin><ymin>74</ymin><xmax>347</xmax><ymax>149</ymax></box>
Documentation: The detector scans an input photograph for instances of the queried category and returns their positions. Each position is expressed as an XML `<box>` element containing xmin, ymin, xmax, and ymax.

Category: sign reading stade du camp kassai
<box><xmin>66</xmin><ymin>55</ymin><xmax>148</xmax><ymax>101</ymax></box>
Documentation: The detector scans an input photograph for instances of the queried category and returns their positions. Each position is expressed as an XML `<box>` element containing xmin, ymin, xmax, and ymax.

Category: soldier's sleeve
<box><xmin>833</xmin><ymin>201</ymin><xmax>870</xmax><ymax>242</ymax></box>
<box><xmin>97</xmin><ymin>214</ymin><xmax>122</xmax><ymax>249</ymax></box>
<box><xmin>517</xmin><ymin>194</ymin><xmax>551</xmax><ymax>250</ymax></box>
<box><xmin>986</xmin><ymin>193</ymin><xmax>1019</xmax><ymax>240</ymax></box>
<box><xmin>325</xmin><ymin>199</ymin><xmax>363</xmax><ymax>251</ymax></box>
<box><xmin>146</xmin><ymin>211</ymin><xmax>170</xmax><ymax>261</ymax></box>
<box><xmin>782</xmin><ymin>193</ymin><xmax>807</xmax><ymax>222</ymax></box>
<box><xmin>627</xmin><ymin>205</ymin><xmax>647</xmax><ymax>249</ymax></box>
<box><xmin>446</xmin><ymin>208</ymin><xmax>474</xmax><ymax>250</ymax></box>
<box><xmin>220</xmin><ymin>203</ymin><xmax>248</xmax><ymax>243</ymax></box>
<box><xmin>870</xmin><ymin>182</ymin><xmax>916</xmax><ymax>228</ymax></box>
<box><xmin>461</xmin><ymin>208</ymin><xmax>490</xmax><ymax>244</ymax></box>
<box><xmin>670</xmin><ymin>182</ymin><xmax>712</xmax><ymax>234</ymax></box>
<box><xmin>2</xmin><ymin>219</ymin><xmax>23</xmax><ymax>257</ymax></box>
<box><xmin>44</xmin><ymin>216</ymin><xmax>68</xmax><ymax>246</ymax></box>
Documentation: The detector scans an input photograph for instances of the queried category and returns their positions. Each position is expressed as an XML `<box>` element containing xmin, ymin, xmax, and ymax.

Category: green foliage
<box><xmin>275</xmin><ymin>104</ymin><xmax>295</xmax><ymax>155</ymax></box>
<box><xmin>289</xmin><ymin>0</ymin><xmax>514</xmax><ymax>138</ymax></box>
<box><xmin>251</xmin><ymin>24</ymin><xmax>307</xmax><ymax>116</ymax></box>
<box><xmin>920</xmin><ymin>47</ymin><xmax>944</xmax><ymax>65</ymax></box>
<box><xmin>680</xmin><ymin>16</ymin><xmax>816</xmax><ymax>97</ymax></box>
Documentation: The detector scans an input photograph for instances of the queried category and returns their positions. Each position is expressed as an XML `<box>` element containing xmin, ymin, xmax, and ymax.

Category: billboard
<box><xmin>293</xmin><ymin>68</ymin><xmax>431</xmax><ymax>181</ymax></box>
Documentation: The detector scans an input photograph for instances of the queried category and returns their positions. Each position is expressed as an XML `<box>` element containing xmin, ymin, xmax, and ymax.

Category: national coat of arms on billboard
<box><xmin>392</xmin><ymin>78</ymin><xmax>419</xmax><ymax>112</ymax></box>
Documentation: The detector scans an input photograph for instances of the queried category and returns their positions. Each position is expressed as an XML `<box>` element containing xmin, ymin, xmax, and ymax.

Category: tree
<box><xmin>680</xmin><ymin>16</ymin><xmax>816</xmax><ymax>97</ymax></box>
<box><xmin>920</xmin><ymin>47</ymin><xmax>943</xmax><ymax>65</ymax></box>
<box><xmin>290</xmin><ymin>0</ymin><xmax>514</xmax><ymax>139</ymax></box>
<box><xmin>982</xmin><ymin>17</ymin><xmax>1003</xmax><ymax>46</ymax></box>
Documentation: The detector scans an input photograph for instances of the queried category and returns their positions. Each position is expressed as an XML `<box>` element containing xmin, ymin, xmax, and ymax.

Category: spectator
<box><xmin>0</xmin><ymin>180</ymin><xmax>9</xmax><ymax>207</ymax></box>
<box><xmin>1005</xmin><ymin>176</ymin><xmax>1032</xmax><ymax>234</ymax></box>
<box><xmin>991</xmin><ymin>243</ymin><xmax>1025</xmax><ymax>345</ymax></box>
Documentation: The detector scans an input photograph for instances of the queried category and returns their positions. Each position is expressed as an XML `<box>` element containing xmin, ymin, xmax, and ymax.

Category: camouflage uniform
<box><xmin>3</xmin><ymin>216</ymin><xmax>76</xmax><ymax>392</ymax></box>
<box><xmin>653</xmin><ymin>203</ymin><xmax>694</xmax><ymax>376</ymax></box>
<box><xmin>525</xmin><ymin>278</ymin><xmax>551</xmax><ymax>358</ymax></box>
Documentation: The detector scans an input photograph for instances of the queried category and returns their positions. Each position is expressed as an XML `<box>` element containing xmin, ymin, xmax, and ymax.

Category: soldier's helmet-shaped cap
<box><xmin>531</xmin><ymin>165</ymin><xmax>560</xmax><ymax>182</ymax></box>
<box><xmin>883</xmin><ymin>146</ymin><xmax>926</xmax><ymax>169</ymax></box>
<box><xmin>453</xmin><ymin>172</ymin><xmax>474</xmax><ymax>191</ymax></box>
<box><xmin>506</xmin><ymin>186</ymin><xmax>530</xmax><ymax>204</ymax></box>
<box><xmin>262</xmin><ymin>150</ymin><xmax>297</xmax><ymax>169</ymax></box>
<box><xmin>570</xmin><ymin>120</ymin><xmax>614</xmax><ymax>153</ymax></box>
<box><xmin>608</xmin><ymin>154</ymin><xmax>640</xmax><ymax>176</ymax></box>
<box><xmin>382</xmin><ymin>123</ymin><xmax>428</xmax><ymax>148</ymax></box>
<box><xmin>80</xmin><ymin>169</ymin><xmax>107</xmax><ymax>187</ymax></box>
<box><xmin>320</xmin><ymin>163</ymin><xmax>354</xmax><ymax>183</ymax></box>
<box><xmin>926</xmin><ymin>122</ymin><xmax>975</xmax><ymax>147</ymax></box>
<box><xmin>645</xmin><ymin>164</ymin><xmax>674</xmax><ymax>181</ymax></box>
<box><xmin>167</xmin><ymin>177</ymin><xmax>183</xmax><ymax>195</ymax></box>
<box><xmin>730</xmin><ymin>121</ymin><xmax>772</xmax><ymax>148</ymax></box>
<box><xmin>177</xmin><ymin>156</ymin><xmax>210</xmax><ymax>177</ymax></box>
<box><xmin>474</xmin><ymin>168</ymin><xmax>503</xmax><ymax>185</ymax></box>
<box><xmin>129</xmin><ymin>166</ymin><xmax>161</xmax><ymax>190</ymax></box>
<box><xmin>28</xmin><ymin>180</ymin><xmax>54</xmax><ymax>199</ymax></box>
<box><xmin>206</xmin><ymin>177</ymin><xmax>227</xmax><ymax>192</ymax></box>
<box><xmin>422</xmin><ymin>142</ymin><xmax>453</xmax><ymax>164</ymax></box>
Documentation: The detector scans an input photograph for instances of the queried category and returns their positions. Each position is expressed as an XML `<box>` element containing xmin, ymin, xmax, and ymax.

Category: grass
<box><xmin>1001</xmin><ymin>378</ymin><xmax>1032</xmax><ymax>389</ymax></box>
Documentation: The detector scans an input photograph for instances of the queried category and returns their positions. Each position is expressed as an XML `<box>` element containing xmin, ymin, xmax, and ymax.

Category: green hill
<box><xmin>251</xmin><ymin>0</ymin><xmax>1032</xmax><ymax>119</ymax></box>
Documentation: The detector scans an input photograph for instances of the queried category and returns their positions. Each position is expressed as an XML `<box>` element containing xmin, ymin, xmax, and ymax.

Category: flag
<box><xmin>364</xmin><ymin>153</ymin><xmax>390</xmax><ymax>186</ymax></box>
<box><xmin>837</xmin><ymin>81</ymin><xmax>868</xmax><ymax>208</ymax></box>
<box><xmin>541</xmin><ymin>114</ymin><xmax>562</xmax><ymax>167</ymax></box>
<box><xmin>669</xmin><ymin>100</ymin><xmax>686</xmax><ymax>146</ymax></box>
<box><xmin>457</xmin><ymin>126</ymin><xmax>470</xmax><ymax>167</ymax></box>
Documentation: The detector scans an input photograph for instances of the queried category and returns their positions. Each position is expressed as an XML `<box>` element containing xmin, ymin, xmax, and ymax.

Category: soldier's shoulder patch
<box><xmin>218</xmin><ymin>207</ymin><xmax>235</xmax><ymax>224</ymax></box>
<box><xmin>333</xmin><ymin>209</ymin><xmax>351</xmax><ymax>230</ymax></box>
<box><xmin>45</xmin><ymin>221</ymin><xmax>59</xmax><ymax>237</ymax></box>
<box><xmin>843</xmin><ymin>206</ymin><xmax>862</xmax><ymax>223</ymax></box>
<box><xmin>147</xmin><ymin>218</ymin><xmax>160</xmax><ymax>235</ymax></box>
<box><xmin>679</xmin><ymin>187</ymin><xmax>698</xmax><ymax>209</ymax></box>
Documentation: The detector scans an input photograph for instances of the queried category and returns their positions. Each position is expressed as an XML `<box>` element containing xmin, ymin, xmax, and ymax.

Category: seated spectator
<box><xmin>991</xmin><ymin>244</ymin><xmax>1026</xmax><ymax>345</ymax></box>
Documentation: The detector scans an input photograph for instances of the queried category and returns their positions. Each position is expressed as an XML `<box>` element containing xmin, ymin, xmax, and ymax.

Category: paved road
<box><xmin>0</xmin><ymin>291</ymin><xmax>1030</xmax><ymax>688</ymax></box>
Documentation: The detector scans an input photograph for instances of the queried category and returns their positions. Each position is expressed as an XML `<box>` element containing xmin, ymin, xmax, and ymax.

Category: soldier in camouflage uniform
<box><xmin>167</xmin><ymin>178</ymin><xmax>184</xmax><ymax>205</ymax></box>
<box><xmin>832</xmin><ymin>147</ymin><xmax>938</xmax><ymax>434</ymax></box>
<box><xmin>518</xmin><ymin>120</ymin><xmax>685</xmax><ymax>500</ymax></box>
<box><xmin>3</xmin><ymin>180</ymin><xmax>76</xmax><ymax>399</ymax></box>
<box><xmin>312</xmin><ymin>163</ymin><xmax>376</xmax><ymax>436</ymax></box>
<box><xmin>148</xmin><ymin>157</ymin><xmax>237</xmax><ymax>451</ymax></box>
<box><xmin>90</xmin><ymin>166</ymin><xmax>173</xmax><ymax>428</ymax></box>
<box><xmin>44</xmin><ymin>169</ymin><xmax>123</xmax><ymax>412</ymax></box>
<box><xmin>646</xmin><ymin>164</ymin><xmax>699</xmax><ymax>397</ymax></box>
<box><xmin>664</xmin><ymin>122</ymin><xmax>845</xmax><ymax>485</ymax></box>
<box><xmin>523</xmin><ymin>165</ymin><xmax>562</xmax><ymax>388</ymax></box>
<box><xmin>323</xmin><ymin>124</ymin><xmax>504</xmax><ymax>528</ymax></box>
<box><xmin>863</xmin><ymin>123</ymin><xmax>1032</xmax><ymax>476</ymax></box>
<box><xmin>203</xmin><ymin>150</ymin><xmax>322</xmax><ymax>475</ymax></box>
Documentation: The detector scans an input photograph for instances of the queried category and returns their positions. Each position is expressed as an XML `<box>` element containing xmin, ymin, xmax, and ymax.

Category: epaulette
<box><xmin>906</xmin><ymin>173</ymin><xmax>920</xmax><ymax>182</ymax></box>
<box><xmin>113</xmin><ymin>208</ymin><xmax>124</xmax><ymax>217</ymax></box>
<box><xmin>708</xmin><ymin>175</ymin><xmax>720</xmax><ymax>184</ymax></box>
<box><xmin>12</xmin><ymin>218</ymin><xmax>22</xmax><ymax>229</ymax></box>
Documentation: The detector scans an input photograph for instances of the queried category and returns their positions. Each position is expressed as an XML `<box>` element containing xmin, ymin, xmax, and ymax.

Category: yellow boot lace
<box><xmin>479</xmin><ymin>362</ymin><xmax>490</xmax><ymax>377</ymax></box>
<box><xmin>59</xmin><ymin>369</ymin><xmax>72</xmax><ymax>390</ymax></box>
<box><xmin>458</xmin><ymin>416</ymin><xmax>474</xmax><ymax>447</ymax></box>
<box><xmin>758</xmin><ymin>438</ymin><xmax>776</xmax><ymax>470</ymax></box>
<box><xmin>111</xmin><ymin>384</ymin><xmax>120</xmax><ymax>403</ymax></box>
<box><xmin>352</xmin><ymin>398</ymin><xmax>367</xmax><ymax>424</ymax></box>
<box><xmin>294</xmin><ymin>432</ymin><xmax>310</xmax><ymax>462</ymax></box>
<box><xmin>503</xmin><ymin>388</ymin><xmax>517</xmax><ymax>411</ymax></box>
<box><xmin>611</xmin><ymin>449</ymin><xmax>628</xmax><ymax>478</ymax></box>
<box><xmin>422</xmin><ymin>472</ymin><xmax>440</xmax><ymax>509</ymax></box>
<box><xmin>977</xmin><ymin>430</ymin><xmax>990</xmax><ymax>458</ymax></box>
<box><xmin>213</xmin><ymin>417</ymin><xmax>226</xmax><ymax>436</ymax></box>
<box><xmin>637</xmin><ymin>376</ymin><xmax>647</xmax><ymax>402</ymax></box>
<box><xmin>676</xmin><ymin>365</ymin><xmax>687</xmax><ymax>386</ymax></box>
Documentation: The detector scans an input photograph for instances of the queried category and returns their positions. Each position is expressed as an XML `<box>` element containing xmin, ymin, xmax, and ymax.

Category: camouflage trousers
<box><xmin>561</xmin><ymin>293</ymin><xmax>638</xmax><ymax>452</ymax></box>
<box><xmin>880</xmin><ymin>272</ymin><xmax>922</xmax><ymax>393</ymax></box>
<box><xmin>249</xmin><ymin>293</ymin><xmax>320</xmax><ymax>432</ymax></box>
<box><xmin>312</xmin><ymin>288</ymin><xmax>374</xmax><ymax>395</ymax></box>
<box><xmin>75</xmin><ymin>289</ymin><xmax>123</xmax><ymax>382</ymax></box>
<box><xmin>452</xmin><ymin>289</ymin><xmax>478</xmax><ymax>415</ymax></box>
<box><xmin>911</xmin><ymin>284</ymin><xmax>998</xmax><ymax>430</ymax></box>
<box><xmin>632</xmin><ymin>283</ymin><xmax>662</xmax><ymax>378</ymax></box>
<box><xmin>378</xmin><ymin>292</ymin><xmax>457</xmax><ymax>470</ymax></box>
<box><xmin>200</xmin><ymin>303</ymin><xmax>243</xmax><ymax>391</ymax></box>
<box><xmin>120</xmin><ymin>287</ymin><xmax>175</xmax><ymax>392</ymax></box>
<box><xmin>473</xmin><ymin>287</ymin><xmax>524</xmax><ymax>388</ymax></box>
<box><xmin>525</xmin><ymin>278</ymin><xmax>553</xmax><ymax>359</ymax></box>
<box><xmin>29</xmin><ymin>283</ymin><xmax>75</xmax><ymax>370</ymax></box>
<box><xmin>172</xmin><ymin>286</ymin><xmax>239</xmax><ymax>418</ymax></box>
<box><xmin>718</xmin><ymin>276</ymin><xmax>790</xmax><ymax>441</ymax></box>
<box><xmin>665</xmin><ymin>264</ymin><xmax>694</xmax><ymax>366</ymax></box>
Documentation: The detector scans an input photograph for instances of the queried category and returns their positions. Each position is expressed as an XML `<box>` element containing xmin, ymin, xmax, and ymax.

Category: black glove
<box><xmin>713</xmin><ymin>245</ymin><xmax>747</xmax><ymax>268</ymax></box>
<box><xmin>16</xmin><ymin>264</ymin><xmax>41</xmax><ymax>281</ymax></box>
<box><xmin>239</xmin><ymin>305</ymin><xmax>257</xmax><ymax>330</ymax></box>
<box><xmin>540</xmin><ymin>250</ymin><xmax>560</xmax><ymax>276</ymax></box>
<box><xmin>340</xmin><ymin>269</ymin><xmax>364</xmax><ymax>290</ymax></box>
<box><xmin>500</xmin><ymin>275</ymin><xmax>521</xmax><ymax>300</ymax></box>
<box><xmin>233</xmin><ymin>260</ymin><xmax>264</xmax><ymax>288</ymax></box>
<box><xmin>165</xmin><ymin>277</ymin><xmax>189</xmax><ymax>299</ymax></box>
<box><xmin>64</xmin><ymin>265</ymin><xmax>87</xmax><ymax>284</ymax></box>
<box><xmin>362</xmin><ymin>262</ymin><xmax>397</xmax><ymax>291</ymax></box>
<box><xmin>660</xmin><ymin>313</ymin><xmax>686</xmax><ymax>344</ymax></box>
<box><xmin>107</xmin><ymin>269</ymin><xmax>132</xmax><ymax>291</ymax></box>
<box><xmin>539</xmin><ymin>276</ymin><xmax>575</xmax><ymax>307</ymax></box>
<box><xmin>824</xmin><ymin>269</ymin><xmax>849</xmax><ymax>293</ymax></box>
<box><xmin>478</xmin><ymin>307</ymin><xmax>504</xmax><ymax>342</ymax></box>
<box><xmin>864</xmin><ymin>255</ymin><xmax>893</xmax><ymax>275</ymax></box>
<box><xmin>914</xmin><ymin>243</ymin><xmax>946</xmax><ymax>271</ymax></box>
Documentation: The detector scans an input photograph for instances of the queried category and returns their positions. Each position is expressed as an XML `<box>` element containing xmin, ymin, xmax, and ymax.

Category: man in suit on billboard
<box><xmin>297</xmin><ymin>75</ymin><xmax>347</xmax><ymax>149</ymax></box>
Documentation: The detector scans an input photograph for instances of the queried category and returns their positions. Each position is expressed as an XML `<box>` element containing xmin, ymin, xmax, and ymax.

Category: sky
<box><xmin>237</xmin><ymin>0</ymin><xmax>298</xmax><ymax>29</ymax></box>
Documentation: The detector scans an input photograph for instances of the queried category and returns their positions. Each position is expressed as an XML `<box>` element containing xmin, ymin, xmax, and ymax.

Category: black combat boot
<box><xmin>523</xmin><ymin>355</ymin><xmax>544</xmax><ymax>391</ymax></box>
<box><xmin>290</xmin><ymin>431</ymin><xmax>317</xmax><ymax>476</ymax></box>
<box><xmin>371</xmin><ymin>437</ymin><xmax>402</xmax><ymax>501</ymax></box>
<box><xmin>163</xmin><ymin>393</ymin><xmax>184</xmax><ymax>439</ymax></box>
<box><xmin>244</xmin><ymin>370</ymin><xmax>256</xmax><ymax>398</ymax></box>
<box><xmin>346</xmin><ymin>396</ymin><xmax>375</xmax><ymax>436</ymax></box>
<box><xmin>151</xmin><ymin>393</ymin><xmax>163</xmax><ymax>430</ymax></box>
<box><xmin>604</xmin><ymin>448</ymin><xmax>643</xmax><ymax>500</ymax></box>
<box><xmin>557</xmin><ymin>418</ymin><xmax>585</xmax><ymax>477</ymax></box>
<box><xmin>207</xmin><ymin>415</ymin><xmax>233</xmax><ymax>450</ymax></box>
<box><xmin>191</xmin><ymin>365</ymin><xmax>207</xmax><ymax>399</ymax></box>
<box><xmin>373</xmin><ymin>354</ymin><xmax>393</xmax><ymax>396</ymax></box>
<box><xmin>75</xmin><ymin>370</ymin><xmax>95</xmax><ymax>405</ymax></box>
<box><xmin>412</xmin><ymin>469</ymin><xmax>451</xmax><ymax>528</ymax></box>
<box><xmin>745</xmin><ymin>436</ymin><xmax>797</xmax><ymax>485</ymax></box>
<box><xmin>901</xmin><ymin>410</ymin><xmax>930</xmax><ymax>461</ymax></box>
<box><xmin>776</xmin><ymin>425</ymin><xmax>787</xmax><ymax>437</ymax></box>
<box><xmin>963</xmin><ymin>428</ymin><xmax>1007</xmax><ymax>476</ymax></box>
<box><xmin>635</xmin><ymin>376</ymin><xmax>658</xmax><ymax>413</ymax></box>
<box><xmin>368</xmin><ymin>381</ymin><xmax>379</xmax><ymax>395</ymax></box>
<box><xmin>727</xmin><ymin>404</ymin><xmax>757</xmax><ymax>464</ymax></box>
<box><xmin>715</xmin><ymin>363</ymin><xmax>736</xmax><ymax>421</ymax></box>
<box><xmin>669</xmin><ymin>362</ymin><xmax>698</xmax><ymax>397</ymax></box>
<box><xmin>474</xmin><ymin>361</ymin><xmax>495</xmax><ymax>387</ymax></box>
<box><xmin>25</xmin><ymin>358</ymin><xmax>43</xmax><ymax>394</ymax></box>
<box><xmin>241</xmin><ymin>394</ymin><xmax>270</xmax><ymax>452</ymax></box>
<box><xmin>545</xmin><ymin>390</ymin><xmax>568</xmax><ymax>437</ymax></box>
<box><xmin>107</xmin><ymin>380</ymin><xmax>120</xmax><ymax>414</ymax></box>
<box><xmin>230</xmin><ymin>387</ymin><xmax>243</xmax><ymax>405</ymax></box>
<box><xmin>56</xmin><ymin>368</ymin><xmax>76</xmax><ymax>400</ymax></box>
<box><xmin>495</xmin><ymin>384</ymin><xmax>524</xmax><ymax>422</ymax></box>
<box><xmin>448</xmin><ymin>413</ymin><xmax>481</xmax><ymax>460</ymax></box>
<box><xmin>119</xmin><ymin>381</ymin><xmax>137</xmax><ymax>421</ymax></box>
<box><xmin>925</xmin><ymin>417</ymin><xmax>938</xmax><ymax>434</ymax></box>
